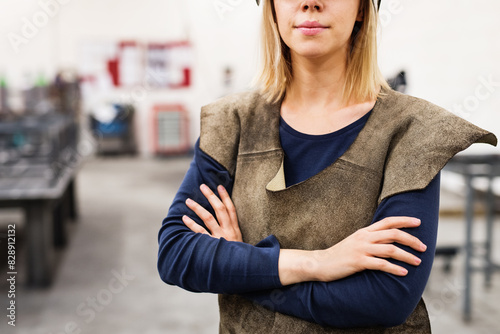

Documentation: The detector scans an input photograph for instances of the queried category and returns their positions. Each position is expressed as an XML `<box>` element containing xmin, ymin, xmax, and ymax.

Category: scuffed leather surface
<box><xmin>199</xmin><ymin>88</ymin><xmax>497</xmax><ymax>333</ymax></box>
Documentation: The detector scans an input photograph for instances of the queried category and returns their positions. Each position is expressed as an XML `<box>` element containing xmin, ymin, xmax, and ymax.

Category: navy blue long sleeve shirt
<box><xmin>157</xmin><ymin>110</ymin><xmax>440</xmax><ymax>328</ymax></box>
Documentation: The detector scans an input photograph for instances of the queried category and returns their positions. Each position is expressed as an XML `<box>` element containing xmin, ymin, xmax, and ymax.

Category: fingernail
<box><xmin>218</xmin><ymin>185</ymin><xmax>226</xmax><ymax>192</ymax></box>
<box><xmin>413</xmin><ymin>218</ymin><xmax>421</xmax><ymax>225</ymax></box>
<box><xmin>200</xmin><ymin>184</ymin><xmax>209</xmax><ymax>191</ymax></box>
<box><xmin>186</xmin><ymin>198</ymin><xmax>193</xmax><ymax>205</ymax></box>
<box><xmin>421</xmin><ymin>243</ymin><xmax>427</xmax><ymax>252</ymax></box>
<box><xmin>415</xmin><ymin>257</ymin><xmax>422</xmax><ymax>265</ymax></box>
<box><xmin>401</xmin><ymin>268</ymin><xmax>408</xmax><ymax>275</ymax></box>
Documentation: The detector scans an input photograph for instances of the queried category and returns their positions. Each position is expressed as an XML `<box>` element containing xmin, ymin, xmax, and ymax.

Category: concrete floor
<box><xmin>1</xmin><ymin>156</ymin><xmax>500</xmax><ymax>334</ymax></box>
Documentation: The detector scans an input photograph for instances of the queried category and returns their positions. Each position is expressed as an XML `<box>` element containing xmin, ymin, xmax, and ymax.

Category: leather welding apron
<box><xmin>199</xmin><ymin>88</ymin><xmax>497</xmax><ymax>333</ymax></box>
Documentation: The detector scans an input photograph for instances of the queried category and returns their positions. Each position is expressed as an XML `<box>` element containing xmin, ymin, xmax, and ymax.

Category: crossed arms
<box><xmin>157</xmin><ymin>144</ymin><xmax>439</xmax><ymax>328</ymax></box>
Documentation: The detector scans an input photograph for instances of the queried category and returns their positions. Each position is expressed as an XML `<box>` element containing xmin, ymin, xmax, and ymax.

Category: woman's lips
<box><xmin>296</xmin><ymin>21</ymin><xmax>328</xmax><ymax>36</ymax></box>
<box><xmin>297</xmin><ymin>27</ymin><xmax>327</xmax><ymax>36</ymax></box>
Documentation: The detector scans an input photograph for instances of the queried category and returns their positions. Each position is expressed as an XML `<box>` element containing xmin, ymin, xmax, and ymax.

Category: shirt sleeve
<box><xmin>157</xmin><ymin>139</ymin><xmax>283</xmax><ymax>294</ymax></box>
<box><xmin>243</xmin><ymin>173</ymin><xmax>441</xmax><ymax>328</ymax></box>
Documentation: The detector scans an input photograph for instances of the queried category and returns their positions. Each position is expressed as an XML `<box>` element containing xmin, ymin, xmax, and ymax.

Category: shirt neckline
<box><xmin>279</xmin><ymin>109</ymin><xmax>373</xmax><ymax>141</ymax></box>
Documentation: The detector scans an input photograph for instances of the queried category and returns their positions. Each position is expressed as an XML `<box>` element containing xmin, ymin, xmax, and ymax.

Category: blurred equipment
<box><xmin>0</xmin><ymin>73</ymin><xmax>82</xmax><ymax>287</ymax></box>
<box><xmin>153</xmin><ymin>104</ymin><xmax>190</xmax><ymax>155</ymax></box>
<box><xmin>89</xmin><ymin>103</ymin><xmax>136</xmax><ymax>155</ymax></box>
<box><xmin>0</xmin><ymin>74</ymin><xmax>8</xmax><ymax>114</ymax></box>
<box><xmin>54</xmin><ymin>70</ymin><xmax>81</xmax><ymax>116</ymax></box>
<box><xmin>444</xmin><ymin>154</ymin><xmax>500</xmax><ymax>321</ymax></box>
<box><xmin>387</xmin><ymin>70</ymin><xmax>407</xmax><ymax>93</ymax></box>
<box><xmin>221</xmin><ymin>66</ymin><xmax>235</xmax><ymax>96</ymax></box>
<box><xmin>0</xmin><ymin>114</ymin><xmax>78</xmax><ymax>176</ymax></box>
<box><xmin>23</xmin><ymin>73</ymin><xmax>52</xmax><ymax>115</ymax></box>
<box><xmin>145</xmin><ymin>41</ymin><xmax>193</xmax><ymax>89</ymax></box>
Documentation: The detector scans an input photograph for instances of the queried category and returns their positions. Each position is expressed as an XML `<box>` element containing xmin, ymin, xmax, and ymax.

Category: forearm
<box><xmin>158</xmin><ymin>217</ymin><xmax>282</xmax><ymax>293</ymax></box>
<box><xmin>277</xmin><ymin>249</ymin><xmax>320</xmax><ymax>285</ymax></box>
<box><xmin>251</xmin><ymin>242</ymin><xmax>426</xmax><ymax>327</ymax></box>
<box><xmin>244</xmin><ymin>269</ymin><xmax>420</xmax><ymax>328</ymax></box>
<box><xmin>246</xmin><ymin>241</ymin><xmax>430</xmax><ymax>328</ymax></box>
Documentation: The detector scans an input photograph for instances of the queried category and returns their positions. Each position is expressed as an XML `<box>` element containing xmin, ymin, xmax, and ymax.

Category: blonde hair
<box><xmin>253</xmin><ymin>0</ymin><xmax>390</xmax><ymax>105</ymax></box>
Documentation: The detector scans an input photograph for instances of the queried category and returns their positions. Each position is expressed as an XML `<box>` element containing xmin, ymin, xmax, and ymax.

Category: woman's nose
<box><xmin>301</xmin><ymin>0</ymin><xmax>323</xmax><ymax>12</ymax></box>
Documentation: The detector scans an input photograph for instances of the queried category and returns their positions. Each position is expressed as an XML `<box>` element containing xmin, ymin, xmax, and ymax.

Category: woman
<box><xmin>158</xmin><ymin>0</ymin><xmax>497</xmax><ymax>332</ymax></box>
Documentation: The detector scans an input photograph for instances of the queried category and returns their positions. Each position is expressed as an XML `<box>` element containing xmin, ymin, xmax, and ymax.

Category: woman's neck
<box><xmin>285</xmin><ymin>50</ymin><xmax>350</xmax><ymax>112</ymax></box>
<box><xmin>281</xmin><ymin>50</ymin><xmax>376</xmax><ymax>135</ymax></box>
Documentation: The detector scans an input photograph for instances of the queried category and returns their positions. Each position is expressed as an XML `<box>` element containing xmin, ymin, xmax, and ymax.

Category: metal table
<box><xmin>445</xmin><ymin>154</ymin><xmax>500</xmax><ymax>321</ymax></box>
<box><xmin>0</xmin><ymin>159</ymin><xmax>82</xmax><ymax>287</ymax></box>
<box><xmin>0</xmin><ymin>113</ymin><xmax>81</xmax><ymax>287</ymax></box>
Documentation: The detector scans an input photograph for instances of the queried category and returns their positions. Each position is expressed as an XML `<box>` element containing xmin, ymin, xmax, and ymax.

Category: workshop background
<box><xmin>0</xmin><ymin>0</ymin><xmax>500</xmax><ymax>333</ymax></box>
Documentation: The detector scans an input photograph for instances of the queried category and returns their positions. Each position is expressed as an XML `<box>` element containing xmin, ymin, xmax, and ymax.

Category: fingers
<box><xmin>368</xmin><ymin>216</ymin><xmax>421</xmax><ymax>231</ymax></box>
<box><xmin>182</xmin><ymin>215</ymin><xmax>211</xmax><ymax>235</ymax></box>
<box><xmin>184</xmin><ymin>185</ymin><xmax>242</xmax><ymax>242</ymax></box>
<box><xmin>368</xmin><ymin>243</ymin><xmax>422</xmax><ymax>267</ymax></box>
<box><xmin>364</xmin><ymin>257</ymin><xmax>409</xmax><ymax>276</ymax></box>
<box><xmin>217</xmin><ymin>185</ymin><xmax>238</xmax><ymax>226</ymax></box>
<box><xmin>367</xmin><ymin>216</ymin><xmax>427</xmax><ymax>252</ymax></box>
<box><xmin>185</xmin><ymin>198</ymin><xmax>221</xmax><ymax>235</ymax></box>
<box><xmin>199</xmin><ymin>184</ymin><xmax>230</xmax><ymax>228</ymax></box>
<box><xmin>372</xmin><ymin>229</ymin><xmax>427</xmax><ymax>252</ymax></box>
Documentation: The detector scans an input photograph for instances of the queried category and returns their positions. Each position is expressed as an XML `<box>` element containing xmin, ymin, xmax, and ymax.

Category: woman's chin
<box><xmin>294</xmin><ymin>50</ymin><xmax>334</xmax><ymax>60</ymax></box>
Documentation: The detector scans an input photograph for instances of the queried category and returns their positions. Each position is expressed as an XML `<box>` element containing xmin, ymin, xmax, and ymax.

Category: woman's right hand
<box><xmin>278</xmin><ymin>217</ymin><xmax>427</xmax><ymax>286</ymax></box>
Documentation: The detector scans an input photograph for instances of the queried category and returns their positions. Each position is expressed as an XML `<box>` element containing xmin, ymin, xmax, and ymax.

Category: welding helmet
<box><xmin>255</xmin><ymin>0</ymin><xmax>382</xmax><ymax>10</ymax></box>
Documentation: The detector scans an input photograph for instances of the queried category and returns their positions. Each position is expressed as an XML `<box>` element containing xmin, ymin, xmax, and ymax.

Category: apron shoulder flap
<box><xmin>199</xmin><ymin>91</ymin><xmax>258</xmax><ymax>176</ymax></box>
<box><xmin>379</xmin><ymin>93</ymin><xmax>497</xmax><ymax>203</ymax></box>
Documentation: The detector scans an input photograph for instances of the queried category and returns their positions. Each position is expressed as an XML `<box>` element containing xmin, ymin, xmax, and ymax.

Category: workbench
<box><xmin>444</xmin><ymin>154</ymin><xmax>500</xmax><ymax>321</ymax></box>
<box><xmin>0</xmin><ymin>114</ymin><xmax>81</xmax><ymax>287</ymax></box>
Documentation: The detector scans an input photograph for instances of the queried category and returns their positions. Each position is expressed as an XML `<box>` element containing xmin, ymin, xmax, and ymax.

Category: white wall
<box><xmin>378</xmin><ymin>0</ymin><xmax>500</xmax><ymax>154</ymax></box>
<box><xmin>1</xmin><ymin>0</ymin><xmax>499</xmax><ymax>155</ymax></box>
<box><xmin>0</xmin><ymin>0</ymin><xmax>60</xmax><ymax>87</ymax></box>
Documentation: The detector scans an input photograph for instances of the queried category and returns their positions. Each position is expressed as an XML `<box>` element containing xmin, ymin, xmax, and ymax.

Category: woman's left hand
<box><xmin>182</xmin><ymin>184</ymin><xmax>243</xmax><ymax>242</ymax></box>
